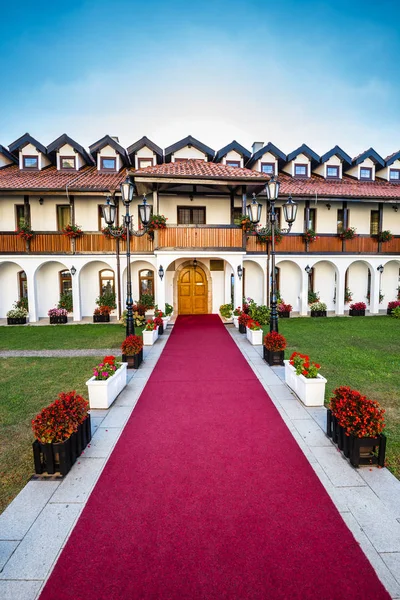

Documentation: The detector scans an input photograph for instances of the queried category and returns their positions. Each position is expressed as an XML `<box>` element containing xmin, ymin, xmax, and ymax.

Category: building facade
<box><xmin>0</xmin><ymin>133</ymin><xmax>399</xmax><ymax>321</ymax></box>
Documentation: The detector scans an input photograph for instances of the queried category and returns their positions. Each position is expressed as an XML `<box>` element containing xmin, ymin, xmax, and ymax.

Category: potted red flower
<box><xmin>349</xmin><ymin>301</ymin><xmax>367</xmax><ymax>317</ymax></box>
<box><xmin>387</xmin><ymin>300</ymin><xmax>400</xmax><ymax>315</ymax></box>
<box><xmin>153</xmin><ymin>315</ymin><xmax>164</xmax><ymax>335</ymax></box>
<box><xmin>263</xmin><ymin>331</ymin><xmax>286</xmax><ymax>366</ymax></box>
<box><xmin>278</xmin><ymin>302</ymin><xmax>292</xmax><ymax>318</ymax></box>
<box><xmin>121</xmin><ymin>335</ymin><xmax>144</xmax><ymax>369</ymax></box>
<box><xmin>93</xmin><ymin>305</ymin><xmax>112</xmax><ymax>322</ymax></box>
<box><xmin>238</xmin><ymin>312</ymin><xmax>251</xmax><ymax>334</ymax></box>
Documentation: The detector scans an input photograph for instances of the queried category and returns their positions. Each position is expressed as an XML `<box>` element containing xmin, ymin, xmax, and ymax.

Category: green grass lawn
<box><xmin>265</xmin><ymin>316</ymin><xmax>400</xmax><ymax>478</ymax></box>
<box><xmin>0</xmin><ymin>323</ymin><xmax>144</xmax><ymax>350</ymax></box>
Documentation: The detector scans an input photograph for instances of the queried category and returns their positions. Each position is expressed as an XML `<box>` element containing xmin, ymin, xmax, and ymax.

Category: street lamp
<box><xmin>265</xmin><ymin>177</ymin><xmax>298</xmax><ymax>333</ymax></box>
<box><xmin>102</xmin><ymin>176</ymin><xmax>151</xmax><ymax>337</ymax></box>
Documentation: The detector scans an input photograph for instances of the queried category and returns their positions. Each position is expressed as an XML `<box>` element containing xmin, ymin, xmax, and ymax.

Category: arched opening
<box><xmin>138</xmin><ymin>269</ymin><xmax>155</xmax><ymax>298</ymax></box>
<box><xmin>35</xmin><ymin>260</ymin><xmax>69</xmax><ymax>318</ymax></box>
<box><xmin>99</xmin><ymin>269</ymin><xmax>115</xmax><ymax>295</ymax></box>
<box><xmin>0</xmin><ymin>261</ymin><xmax>25</xmax><ymax>317</ymax></box>
<box><xmin>79</xmin><ymin>261</ymin><xmax>116</xmax><ymax>317</ymax></box>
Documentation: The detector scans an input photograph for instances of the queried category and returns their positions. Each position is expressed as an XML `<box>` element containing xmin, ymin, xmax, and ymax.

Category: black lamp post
<box><xmin>102</xmin><ymin>177</ymin><xmax>151</xmax><ymax>337</ymax></box>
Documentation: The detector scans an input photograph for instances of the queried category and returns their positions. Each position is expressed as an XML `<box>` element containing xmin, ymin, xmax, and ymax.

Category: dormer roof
<box><xmin>385</xmin><ymin>150</ymin><xmax>400</xmax><ymax>166</ymax></box>
<box><xmin>320</xmin><ymin>145</ymin><xmax>352</xmax><ymax>169</ymax></box>
<box><xmin>89</xmin><ymin>135</ymin><xmax>129</xmax><ymax>165</ymax></box>
<box><xmin>8</xmin><ymin>133</ymin><xmax>47</xmax><ymax>157</ymax></box>
<box><xmin>164</xmin><ymin>135</ymin><xmax>215</xmax><ymax>162</ymax></box>
<box><xmin>127</xmin><ymin>136</ymin><xmax>163</xmax><ymax>164</ymax></box>
<box><xmin>352</xmin><ymin>148</ymin><xmax>385</xmax><ymax>167</ymax></box>
<box><xmin>47</xmin><ymin>134</ymin><xmax>94</xmax><ymax>165</ymax></box>
<box><xmin>0</xmin><ymin>145</ymin><xmax>18</xmax><ymax>164</ymax></box>
<box><xmin>246</xmin><ymin>142</ymin><xmax>286</xmax><ymax>168</ymax></box>
<box><xmin>214</xmin><ymin>140</ymin><xmax>251</xmax><ymax>162</ymax></box>
<box><xmin>287</xmin><ymin>143</ymin><xmax>320</xmax><ymax>165</ymax></box>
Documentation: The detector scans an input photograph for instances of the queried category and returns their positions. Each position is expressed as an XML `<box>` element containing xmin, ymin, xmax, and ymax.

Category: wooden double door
<box><xmin>178</xmin><ymin>266</ymin><xmax>208</xmax><ymax>314</ymax></box>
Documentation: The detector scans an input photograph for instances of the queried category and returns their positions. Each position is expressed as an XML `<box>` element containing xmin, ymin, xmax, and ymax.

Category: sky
<box><xmin>0</xmin><ymin>0</ymin><xmax>399</xmax><ymax>159</ymax></box>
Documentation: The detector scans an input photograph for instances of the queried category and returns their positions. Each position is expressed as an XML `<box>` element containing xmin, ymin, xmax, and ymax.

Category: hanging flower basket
<box><xmin>62</xmin><ymin>224</ymin><xmax>84</xmax><ymax>238</ymax></box>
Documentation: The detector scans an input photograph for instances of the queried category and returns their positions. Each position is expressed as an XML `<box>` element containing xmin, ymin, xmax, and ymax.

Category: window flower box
<box><xmin>310</xmin><ymin>310</ymin><xmax>327</xmax><ymax>318</ymax></box>
<box><xmin>284</xmin><ymin>360</ymin><xmax>327</xmax><ymax>406</ymax></box>
<box><xmin>7</xmin><ymin>317</ymin><xmax>27</xmax><ymax>325</ymax></box>
<box><xmin>246</xmin><ymin>327</ymin><xmax>263</xmax><ymax>345</ymax></box>
<box><xmin>50</xmin><ymin>315</ymin><xmax>68</xmax><ymax>324</ymax></box>
<box><xmin>86</xmin><ymin>362</ymin><xmax>127</xmax><ymax>409</ymax></box>
<box><xmin>122</xmin><ymin>349</ymin><xmax>143</xmax><ymax>369</ymax></box>
<box><xmin>93</xmin><ymin>314</ymin><xmax>110</xmax><ymax>323</ymax></box>
<box><xmin>279</xmin><ymin>311</ymin><xmax>290</xmax><ymax>318</ymax></box>
<box><xmin>263</xmin><ymin>347</ymin><xmax>284</xmax><ymax>365</ymax></box>
<box><xmin>349</xmin><ymin>309</ymin><xmax>365</xmax><ymax>317</ymax></box>
<box><xmin>143</xmin><ymin>328</ymin><xmax>159</xmax><ymax>346</ymax></box>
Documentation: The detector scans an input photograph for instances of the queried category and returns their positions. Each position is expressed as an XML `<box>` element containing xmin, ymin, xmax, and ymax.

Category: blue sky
<box><xmin>1</xmin><ymin>0</ymin><xmax>399</xmax><ymax>158</ymax></box>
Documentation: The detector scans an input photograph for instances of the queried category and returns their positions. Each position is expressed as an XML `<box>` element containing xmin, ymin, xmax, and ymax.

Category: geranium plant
<box><xmin>255</xmin><ymin>227</ymin><xmax>283</xmax><ymax>244</ymax></box>
<box><xmin>16</xmin><ymin>220</ymin><xmax>34</xmax><ymax>241</ymax></box>
<box><xmin>121</xmin><ymin>335</ymin><xmax>143</xmax><ymax>356</ymax></box>
<box><xmin>264</xmin><ymin>331</ymin><xmax>287</xmax><ymax>351</ymax></box>
<box><xmin>101</xmin><ymin>225</ymin><xmax>127</xmax><ymax>240</ymax></box>
<box><xmin>62</xmin><ymin>224</ymin><xmax>84</xmax><ymax>238</ymax></box>
<box><xmin>48</xmin><ymin>308</ymin><xmax>68</xmax><ymax>317</ymax></box>
<box><xmin>7</xmin><ymin>302</ymin><xmax>28</xmax><ymax>319</ymax></box>
<box><xmin>388</xmin><ymin>300</ymin><xmax>400</xmax><ymax>311</ymax></box>
<box><xmin>233</xmin><ymin>307</ymin><xmax>241</xmax><ymax>316</ymax></box>
<box><xmin>238</xmin><ymin>313</ymin><xmax>252</xmax><ymax>326</ymax></box>
<box><xmin>247</xmin><ymin>319</ymin><xmax>262</xmax><ymax>330</ymax></box>
<box><xmin>144</xmin><ymin>319</ymin><xmax>157</xmax><ymax>331</ymax></box>
<box><xmin>148</xmin><ymin>214</ymin><xmax>167</xmax><ymax>231</ymax></box>
<box><xmin>278</xmin><ymin>302</ymin><xmax>292</xmax><ymax>314</ymax></box>
<box><xmin>329</xmin><ymin>386</ymin><xmax>385</xmax><ymax>438</ymax></box>
<box><xmin>289</xmin><ymin>352</ymin><xmax>321</xmax><ymax>379</ymax></box>
<box><xmin>350</xmin><ymin>302</ymin><xmax>367</xmax><ymax>311</ymax></box>
<box><xmin>310</xmin><ymin>302</ymin><xmax>327</xmax><ymax>312</ymax></box>
<box><xmin>94</xmin><ymin>305</ymin><xmax>112</xmax><ymax>316</ymax></box>
<box><xmin>153</xmin><ymin>316</ymin><xmax>163</xmax><ymax>328</ymax></box>
<box><xmin>239</xmin><ymin>215</ymin><xmax>254</xmax><ymax>233</ymax></box>
<box><xmin>302</xmin><ymin>229</ymin><xmax>318</xmax><ymax>243</ymax></box>
<box><xmin>344</xmin><ymin>287</ymin><xmax>353</xmax><ymax>304</ymax></box>
<box><xmin>308</xmin><ymin>291</ymin><xmax>320</xmax><ymax>304</ymax></box>
<box><xmin>377</xmin><ymin>230</ymin><xmax>393</xmax><ymax>243</ymax></box>
<box><xmin>93</xmin><ymin>356</ymin><xmax>118</xmax><ymax>381</ymax></box>
<box><xmin>31</xmin><ymin>391</ymin><xmax>88</xmax><ymax>445</ymax></box>
<box><xmin>220</xmin><ymin>303</ymin><xmax>233</xmax><ymax>319</ymax></box>
<box><xmin>339</xmin><ymin>226</ymin><xmax>357</xmax><ymax>240</ymax></box>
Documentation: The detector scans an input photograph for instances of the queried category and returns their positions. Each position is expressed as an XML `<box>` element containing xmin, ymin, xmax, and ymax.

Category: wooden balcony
<box><xmin>246</xmin><ymin>233</ymin><xmax>400</xmax><ymax>254</ymax></box>
<box><xmin>157</xmin><ymin>226</ymin><xmax>243</xmax><ymax>250</ymax></box>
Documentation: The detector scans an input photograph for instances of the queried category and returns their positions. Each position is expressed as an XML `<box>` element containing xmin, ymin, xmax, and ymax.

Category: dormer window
<box><xmin>360</xmin><ymin>167</ymin><xmax>372</xmax><ymax>180</ymax></box>
<box><xmin>389</xmin><ymin>169</ymin><xmax>400</xmax><ymax>182</ymax></box>
<box><xmin>294</xmin><ymin>164</ymin><xmax>308</xmax><ymax>177</ymax></box>
<box><xmin>226</xmin><ymin>160</ymin><xmax>240</xmax><ymax>168</ymax></box>
<box><xmin>138</xmin><ymin>158</ymin><xmax>154</xmax><ymax>169</ymax></box>
<box><xmin>60</xmin><ymin>156</ymin><xmax>76</xmax><ymax>170</ymax></box>
<box><xmin>23</xmin><ymin>156</ymin><xmax>38</xmax><ymax>169</ymax></box>
<box><xmin>100</xmin><ymin>157</ymin><xmax>116</xmax><ymax>171</ymax></box>
<box><xmin>326</xmin><ymin>165</ymin><xmax>339</xmax><ymax>178</ymax></box>
<box><xmin>261</xmin><ymin>163</ymin><xmax>275</xmax><ymax>175</ymax></box>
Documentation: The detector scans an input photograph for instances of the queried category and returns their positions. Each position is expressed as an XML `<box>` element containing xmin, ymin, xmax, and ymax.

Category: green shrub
<box><xmin>308</xmin><ymin>290</ymin><xmax>320</xmax><ymax>304</ymax></box>
<box><xmin>249</xmin><ymin>302</ymin><xmax>270</xmax><ymax>325</ymax></box>
<box><xmin>165</xmin><ymin>303</ymin><xmax>173</xmax><ymax>316</ymax></box>
<box><xmin>391</xmin><ymin>306</ymin><xmax>400</xmax><ymax>319</ymax></box>
<box><xmin>139</xmin><ymin>294</ymin><xmax>154</xmax><ymax>309</ymax></box>
<box><xmin>16</xmin><ymin>297</ymin><xmax>29</xmax><ymax>311</ymax></box>
<box><xmin>219</xmin><ymin>303</ymin><xmax>233</xmax><ymax>319</ymax></box>
<box><xmin>58</xmin><ymin>292</ymin><xmax>73</xmax><ymax>313</ymax></box>
<box><xmin>96</xmin><ymin>291</ymin><xmax>116</xmax><ymax>310</ymax></box>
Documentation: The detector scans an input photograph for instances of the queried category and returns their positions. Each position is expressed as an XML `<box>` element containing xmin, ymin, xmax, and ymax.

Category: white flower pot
<box><xmin>233</xmin><ymin>316</ymin><xmax>239</xmax><ymax>328</ymax></box>
<box><xmin>284</xmin><ymin>360</ymin><xmax>327</xmax><ymax>406</ymax></box>
<box><xmin>162</xmin><ymin>317</ymin><xmax>169</xmax><ymax>329</ymax></box>
<box><xmin>143</xmin><ymin>328</ymin><xmax>158</xmax><ymax>345</ymax></box>
<box><xmin>246</xmin><ymin>327</ymin><xmax>263</xmax><ymax>345</ymax></box>
<box><xmin>86</xmin><ymin>362</ymin><xmax>127</xmax><ymax>409</ymax></box>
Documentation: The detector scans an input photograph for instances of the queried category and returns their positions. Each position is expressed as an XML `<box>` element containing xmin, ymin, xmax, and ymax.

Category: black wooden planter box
<box><xmin>49</xmin><ymin>315</ymin><xmax>68</xmax><ymax>324</ymax></box>
<box><xmin>278</xmin><ymin>312</ymin><xmax>290</xmax><ymax>318</ymax></box>
<box><xmin>158</xmin><ymin>323</ymin><xmax>164</xmax><ymax>335</ymax></box>
<box><xmin>93</xmin><ymin>314</ymin><xmax>110</xmax><ymax>322</ymax></box>
<box><xmin>7</xmin><ymin>317</ymin><xmax>27</xmax><ymax>325</ymax></box>
<box><xmin>239</xmin><ymin>323</ymin><xmax>247</xmax><ymax>334</ymax></box>
<box><xmin>349</xmin><ymin>309</ymin><xmax>365</xmax><ymax>317</ymax></box>
<box><xmin>263</xmin><ymin>347</ymin><xmax>285</xmax><ymax>366</ymax></box>
<box><xmin>33</xmin><ymin>415</ymin><xmax>91</xmax><ymax>477</ymax></box>
<box><xmin>122</xmin><ymin>349</ymin><xmax>143</xmax><ymax>369</ymax></box>
<box><xmin>311</xmin><ymin>311</ymin><xmax>327</xmax><ymax>317</ymax></box>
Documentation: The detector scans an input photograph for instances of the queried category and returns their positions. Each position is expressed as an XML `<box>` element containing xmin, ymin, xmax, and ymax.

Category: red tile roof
<box><xmin>278</xmin><ymin>172</ymin><xmax>400</xmax><ymax>199</ymax></box>
<box><xmin>132</xmin><ymin>159</ymin><xmax>269</xmax><ymax>180</ymax></box>
<box><xmin>0</xmin><ymin>165</ymin><xmax>125</xmax><ymax>191</ymax></box>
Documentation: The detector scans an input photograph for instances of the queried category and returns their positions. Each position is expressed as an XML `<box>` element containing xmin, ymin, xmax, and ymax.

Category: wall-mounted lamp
<box><xmin>70</xmin><ymin>266</ymin><xmax>76</xmax><ymax>276</ymax></box>
<box><xmin>189</xmin><ymin>194</ymin><xmax>194</xmax><ymax>202</ymax></box>
<box><xmin>326</xmin><ymin>203</ymin><xmax>331</xmax><ymax>210</ymax></box>
<box><xmin>305</xmin><ymin>265</ymin><xmax>312</xmax><ymax>274</ymax></box>
<box><xmin>237</xmin><ymin>265</ymin><xmax>243</xmax><ymax>280</ymax></box>
<box><xmin>193</xmin><ymin>258</ymin><xmax>198</xmax><ymax>269</ymax></box>
<box><xmin>39</xmin><ymin>197</ymin><xmax>44</xmax><ymax>205</ymax></box>
<box><xmin>377</xmin><ymin>264</ymin><xmax>384</xmax><ymax>274</ymax></box>
<box><xmin>393</xmin><ymin>205</ymin><xmax>398</xmax><ymax>213</ymax></box>
<box><xmin>158</xmin><ymin>265</ymin><xmax>164</xmax><ymax>280</ymax></box>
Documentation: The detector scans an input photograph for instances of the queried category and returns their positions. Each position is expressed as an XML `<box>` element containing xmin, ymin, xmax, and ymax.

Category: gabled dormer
<box><xmin>89</xmin><ymin>135</ymin><xmax>129</xmax><ymax>172</ymax></box>
<box><xmin>9</xmin><ymin>133</ymin><xmax>50</xmax><ymax>171</ymax></box>
<box><xmin>0</xmin><ymin>144</ymin><xmax>18</xmax><ymax>168</ymax></box>
<box><xmin>164</xmin><ymin>135</ymin><xmax>214</xmax><ymax>163</ymax></box>
<box><xmin>246</xmin><ymin>142</ymin><xmax>286</xmax><ymax>176</ymax></box>
<box><xmin>315</xmin><ymin>145</ymin><xmax>352</xmax><ymax>179</ymax></box>
<box><xmin>376</xmin><ymin>151</ymin><xmax>400</xmax><ymax>183</ymax></box>
<box><xmin>345</xmin><ymin>148</ymin><xmax>384</xmax><ymax>181</ymax></box>
<box><xmin>283</xmin><ymin>144</ymin><xmax>320</xmax><ymax>178</ymax></box>
<box><xmin>127</xmin><ymin>136</ymin><xmax>163</xmax><ymax>169</ymax></box>
<box><xmin>47</xmin><ymin>134</ymin><xmax>94</xmax><ymax>171</ymax></box>
<box><xmin>214</xmin><ymin>141</ymin><xmax>251</xmax><ymax>168</ymax></box>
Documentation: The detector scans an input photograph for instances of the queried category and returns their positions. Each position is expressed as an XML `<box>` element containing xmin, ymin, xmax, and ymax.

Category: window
<box><xmin>15</xmin><ymin>205</ymin><xmax>25</xmax><ymax>229</ymax></box>
<box><xmin>138</xmin><ymin>158</ymin><xmax>154</xmax><ymax>169</ymax></box>
<box><xmin>337</xmin><ymin>209</ymin><xmax>344</xmax><ymax>234</ymax></box>
<box><xmin>59</xmin><ymin>270</ymin><xmax>72</xmax><ymax>295</ymax></box>
<box><xmin>294</xmin><ymin>164</ymin><xmax>308</xmax><ymax>177</ymax></box>
<box><xmin>23</xmin><ymin>156</ymin><xmax>38</xmax><ymax>169</ymax></box>
<box><xmin>60</xmin><ymin>156</ymin><xmax>75</xmax><ymax>170</ymax></box>
<box><xmin>98</xmin><ymin>205</ymin><xmax>107</xmax><ymax>231</ymax></box>
<box><xmin>99</xmin><ymin>269</ymin><xmax>115</xmax><ymax>295</ymax></box>
<box><xmin>210</xmin><ymin>260</ymin><xmax>224</xmax><ymax>271</ymax></box>
<box><xmin>139</xmin><ymin>269</ymin><xmax>154</xmax><ymax>296</ymax></box>
<box><xmin>261</xmin><ymin>163</ymin><xmax>275</xmax><ymax>175</ymax></box>
<box><xmin>57</xmin><ymin>205</ymin><xmax>70</xmax><ymax>230</ymax></box>
<box><xmin>233</xmin><ymin>207</ymin><xmax>242</xmax><ymax>225</ymax></box>
<box><xmin>389</xmin><ymin>169</ymin><xmax>400</xmax><ymax>182</ymax></box>
<box><xmin>226</xmin><ymin>160</ymin><xmax>240</xmax><ymax>168</ymax></box>
<box><xmin>360</xmin><ymin>167</ymin><xmax>372</xmax><ymax>180</ymax></box>
<box><xmin>18</xmin><ymin>271</ymin><xmax>27</xmax><ymax>299</ymax></box>
<box><xmin>326</xmin><ymin>165</ymin><xmax>339</xmax><ymax>178</ymax></box>
<box><xmin>177</xmin><ymin>206</ymin><xmax>206</xmax><ymax>224</ymax></box>
<box><xmin>100</xmin><ymin>157</ymin><xmax>116</xmax><ymax>171</ymax></box>
<box><xmin>370</xmin><ymin>210</ymin><xmax>379</xmax><ymax>235</ymax></box>
<box><xmin>307</xmin><ymin>208</ymin><xmax>316</xmax><ymax>231</ymax></box>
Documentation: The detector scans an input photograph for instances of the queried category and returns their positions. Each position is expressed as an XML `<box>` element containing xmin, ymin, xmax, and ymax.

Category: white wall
<box><xmin>0</xmin><ymin>261</ymin><xmax>22</xmax><ymax>317</ymax></box>
<box><xmin>56</xmin><ymin>143</ymin><xmax>85</xmax><ymax>170</ymax></box>
<box><xmin>0</xmin><ymin>196</ymin><xmax>25</xmax><ymax>230</ymax></box>
<box><xmin>80</xmin><ymin>260</ymin><xmax>115</xmax><ymax>316</ymax></box>
<box><xmin>346</xmin><ymin>157</ymin><xmax>375</xmax><ymax>180</ymax></box>
<box><xmin>172</xmin><ymin>147</ymin><xmax>207</xmax><ymax>161</ymax></box>
<box><xmin>282</xmin><ymin>153</ymin><xmax>310</xmax><ymax>177</ymax></box>
<box><xmin>347</xmin><ymin>261</ymin><xmax>369</xmax><ymax>304</ymax></box>
<box><xmin>19</xmin><ymin>143</ymin><xmax>51</xmax><ymax>170</ymax></box>
<box><xmin>383</xmin><ymin>204</ymin><xmax>400</xmax><ymax>234</ymax></box>
<box><xmin>348</xmin><ymin>202</ymin><xmax>376</xmax><ymax>234</ymax></box>
<box><xmin>159</xmin><ymin>195</ymin><xmax>231</xmax><ymax>225</ymax></box>
<box><xmin>314</xmin><ymin>154</ymin><xmax>342</xmax><ymax>178</ymax></box>
<box><xmin>135</xmin><ymin>146</ymin><xmax>156</xmax><ymax>168</ymax></box>
<box><xmin>122</xmin><ymin>260</ymin><xmax>156</xmax><ymax>305</ymax></box>
<box><xmin>313</xmin><ymin>261</ymin><xmax>337</xmax><ymax>310</ymax></box>
<box><xmin>223</xmin><ymin>150</ymin><xmax>243</xmax><ymax>167</ymax></box>
<box><xmin>243</xmin><ymin>260</ymin><xmax>264</xmax><ymax>305</ymax></box>
<box><xmin>380</xmin><ymin>260</ymin><xmax>400</xmax><ymax>303</ymax></box>
<box><xmin>0</xmin><ymin>153</ymin><xmax>13</xmax><ymax>168</ymax></box>
<box><xmin>97</xmin><ymin>145</ymin><xmax>121</xmax><ymax>171</ymax></box>
<box><xmin>277</xmin><ymin>260</ymin><xmax>302</xmax><ymax>312</ymax></box>
<box><xmin>251</xmin><ymin>151</ymin><xmax>278</xmax><ymax>175</ymax></box>
<box><xmin>36</xmin><ymin>261</ymin><xmax>68</xmax><ymax>317</ymax></box>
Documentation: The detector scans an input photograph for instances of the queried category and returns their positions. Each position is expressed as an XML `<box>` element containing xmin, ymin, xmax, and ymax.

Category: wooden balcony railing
<box><xmin>158</xmin><ymin>226</ymin><xmax>243</xmax><ymax>249</ymax></box>
<box><xmin>0</xmin><ymin>233</ymin><xmax>26</xmax><ymax>253</ymax></box>
<box><xmin>30</xmin><ymin>233</ymin><xmax>71</xmax><ymax>253</ymax></box>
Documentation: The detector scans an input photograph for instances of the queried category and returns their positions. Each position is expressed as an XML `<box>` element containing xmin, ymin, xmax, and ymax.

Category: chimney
<box><xmin>110</xmin><ymin>136</ymin><xmax>119</xmax><ymax>143</ymax></box>
<box><xmin>252</xmin><ymin>141</ymin><xmax>264</xmax><ymax>154</ymax></box>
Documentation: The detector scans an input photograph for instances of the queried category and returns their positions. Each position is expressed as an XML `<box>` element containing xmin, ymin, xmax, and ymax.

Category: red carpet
<box><xmin>40</xmin><ymin>315</ymin><xmax>389</xmax><ymax>599</ymax></box>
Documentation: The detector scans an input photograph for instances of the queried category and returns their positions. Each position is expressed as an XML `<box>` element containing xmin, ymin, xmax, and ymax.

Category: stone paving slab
<box><xmin>292</xmin><ymin>418</ymin><xmax>333</xmax><ymax>447</ymax></box>
<box><xmin>0</xmin><ymin>580</ymin><xmax>42</xmax><ymax>600</ymax></box>
<box><xmin>83</xmin><ymin>427</ymin><xmax>121</xmax><ymax>458</ymax></box>
<box><xmin>0</xmin><ymin>541</ymin><xmax>18</xmax><ymax>570</ymax></box>
<box><xmin>310</xmin><ymin>446</ymin><xmax>367</xmax><ymax>487</ymax></box>
<box><xmin>381</xmin><ymin>554</ymin><xmax>400</xmax><ymax>587</ymax></box>
<box><xmin>49</xmin><ymin>458</ymin><xmax>106</xmax><ymax>504</ymax></box>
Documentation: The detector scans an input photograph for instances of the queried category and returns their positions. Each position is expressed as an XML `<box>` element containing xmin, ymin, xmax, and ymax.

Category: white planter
<box><xmin>284</xmin><ymin>360</ymin><xmax>327</xmax><ymax>406</ymax></box>
<box><xmin>143</xmin><ymin>328</ymin><xmax>158</xmax><ymax>345</ymax></box>
<box><xmin>86</xmin><ymin>362</ymin><xmax>127</xmax><ymax>409</ymax></box>
<box><xmin>246</xmin><ymin>327</ymin><xmax>263</xmax><ymax>345</ymax></box>
<box><xmin>162</xmin><ymin>316</ymin><xmax>169</xmax><ymax>329</ymax></box>
<box><xmin>233</xmin><ymin>316</ymin><xmax>239</xmax><ymax>328</ymax></box>
<box><xmin>145</xmin><ymin>309</ymin><xmax>155</xmax><ymax>318</ymax></box>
